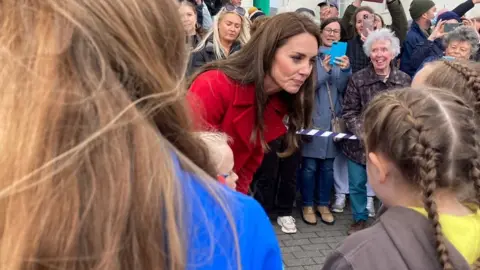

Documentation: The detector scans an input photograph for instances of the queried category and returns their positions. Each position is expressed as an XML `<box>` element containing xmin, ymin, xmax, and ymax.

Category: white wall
<box><xmin>271</xmin><ymin>0</ymin><xmax>480</xmax><ymax>25</ymax></box>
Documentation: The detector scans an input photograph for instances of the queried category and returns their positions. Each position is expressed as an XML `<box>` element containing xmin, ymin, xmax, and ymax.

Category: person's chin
<box><xmin>284</xmin><ymin>87</ymin><xmax>301</xmax><ymax>94</ymax></box>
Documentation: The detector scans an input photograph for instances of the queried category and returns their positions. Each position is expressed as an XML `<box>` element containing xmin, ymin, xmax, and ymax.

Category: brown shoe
<box><xmin>302</xmin><ymin>207</ymin><xmax>317</xmax><ymax>225</ymax></box>
<box><xmin>316</xmin><ymin>206</ymin><xmax>335</xmax><ymax>225</ymax></box>
<box><xmin>348</xmin><ymin>220</ymin><xmax>367</xmax><ymax>235</ymax></box>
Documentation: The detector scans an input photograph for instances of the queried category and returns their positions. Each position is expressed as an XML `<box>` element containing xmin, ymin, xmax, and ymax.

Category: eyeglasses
<box><xmin>323</xmin><ymin>28</ymin><xmax>341</xmax><ymax>35</ymax></box>
<box><xmin>224</xmin><ymin>4</ymin><xmax>246</xmax><ymax>16</ymax></box>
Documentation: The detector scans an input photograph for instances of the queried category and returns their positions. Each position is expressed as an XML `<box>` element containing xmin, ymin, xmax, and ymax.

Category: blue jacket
<box><xmin>400</xmin><ymin>21</ymin><xmax>444</xmax><ymax>77</ymax></box>
<box><xmin>173</xmin><ymin>156</ymin><xmax>282</xmax><ymax>270</ymax></box>
<box><xmin>302</xmin><ymin>47</ymin><xmax>351</xmax><ymax>159</ymax></box>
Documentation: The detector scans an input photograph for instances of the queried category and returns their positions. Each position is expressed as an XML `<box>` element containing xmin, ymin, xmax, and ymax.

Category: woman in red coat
<box><xmin>189</xmin><ymin>12</ymin><xmax>320</xmax><ymax>195</ymax></box>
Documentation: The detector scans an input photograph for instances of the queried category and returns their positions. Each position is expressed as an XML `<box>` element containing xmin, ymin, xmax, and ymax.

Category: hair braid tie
<box><xmin>400</xmin><ymin>99</ymin><xmax>455</xmax><ymax>270</ymax></box>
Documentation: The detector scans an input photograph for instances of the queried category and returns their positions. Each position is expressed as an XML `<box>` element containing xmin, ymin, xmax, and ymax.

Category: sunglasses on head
<box><xmin>224</xmin><ymin>4</ymin><xmax>246</xmax><ymax>16</ymax></box>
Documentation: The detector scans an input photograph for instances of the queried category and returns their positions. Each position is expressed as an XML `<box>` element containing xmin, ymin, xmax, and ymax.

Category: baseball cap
<box><xmin>318</xmin><ymin>0</ymin><xmax>338</xmax><ymax>9</ymax></box>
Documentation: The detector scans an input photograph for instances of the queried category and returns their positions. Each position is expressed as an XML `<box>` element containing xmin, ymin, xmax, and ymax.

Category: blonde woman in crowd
<box><xmin>324</xmin><ymin>88</ymin><xmax>480</xmax><ymax>270</ymax></box>
<box><xmin>188</xmin><ymin>4</ymin><xmax>250</xmax><ymax>75</ymax></box>
<box><xmin>0</xmin><ymin>0</ymin><xmax>282</xmax><ymax>269</ymax></box>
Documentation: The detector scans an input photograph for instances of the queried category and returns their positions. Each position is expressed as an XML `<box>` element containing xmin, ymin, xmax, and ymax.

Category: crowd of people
<box><xmin>2</xmin><ymin>0</ymin><xmax>480</xmax><ymax>269</ymax></box>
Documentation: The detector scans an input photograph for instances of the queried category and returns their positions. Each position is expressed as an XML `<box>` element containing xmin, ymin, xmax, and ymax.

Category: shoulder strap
<box><xmin>325</xmin><ymin>81</ymin><xmax>337</xmax><ymax>118</ymax></box>
<box><xmin>319</xmin><ymin>56</ymin><xmax>338</xmax><ymax>118</ymax></box>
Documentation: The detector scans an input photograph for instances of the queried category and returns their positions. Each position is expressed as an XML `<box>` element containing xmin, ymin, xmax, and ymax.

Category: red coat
<box><xmin>189</xmin><ymin>70</ymin><xmax>288</xmax><ymax>194</ymax></box>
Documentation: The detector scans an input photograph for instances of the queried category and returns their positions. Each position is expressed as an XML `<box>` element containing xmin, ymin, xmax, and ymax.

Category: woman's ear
<box><xmin>368</xmin><ymin>152</ymin><xmax>388</xmax><ymax>184</ymax></box>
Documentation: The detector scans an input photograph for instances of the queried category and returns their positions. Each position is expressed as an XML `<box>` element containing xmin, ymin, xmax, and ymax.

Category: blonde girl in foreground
<box><xmin>0</xmin><ymin>0</ymin><xmax>281</xmax><ymax>269</ymax></box>
<box><xmin>324</xmin><ymin>88</ymin><xmax>480</xmax><ymax>270</ymax></box>
<box><xmin>198</xmin><ymin>132</ymin><xmax>238</xmax><ymax>190</ymax></box>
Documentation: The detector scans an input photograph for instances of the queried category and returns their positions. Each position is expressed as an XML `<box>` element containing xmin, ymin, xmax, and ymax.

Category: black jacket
<box><xmin>204</xmin><ymin>0</ymin><xmax>224</xmax><ymax>16</ymax></box>
<box><xmin>187</xmin><ymin>37</ymin><xmax>241</xmax><ymax>76</ymax></box>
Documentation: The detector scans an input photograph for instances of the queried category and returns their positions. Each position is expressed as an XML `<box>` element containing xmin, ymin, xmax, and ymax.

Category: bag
<box><xmin>326</xmin><ymin>82</ymin><xmax>347</xmax><ymax>134</ymax></box>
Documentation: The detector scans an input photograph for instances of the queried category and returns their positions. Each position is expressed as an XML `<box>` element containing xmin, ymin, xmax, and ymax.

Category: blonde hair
<box><xmin>194</xmin><ymin>7</ymin><xmax>251</xmax><ymax>59</ymax></box>
<box><xmin>363</xmin><ymin>87</ymin><xmax>480</xmax><ymax>270</ymax></box>
<box><xmin>197</xmin><ymin>132</ymin><xmax>231</xmax><ymax>173</ymax></box>
<box><xmin>0</xmin><ymin>0</ymin><xmax>239</xmax><ymax>269</ymax></box>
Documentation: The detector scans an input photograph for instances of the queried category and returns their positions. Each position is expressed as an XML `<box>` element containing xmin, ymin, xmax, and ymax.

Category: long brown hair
<box><xmin>351</xmin><ymin>6</ymin><xmax>374</xmax><ymax>35</ymax></box>
<box><xmin>179</xmin><ymin>1</ymin><xmax>205</xmax><ymax>40</ymax></box>
<box><xmin>363</xmin><ymin>88</ymin><xmax>480</xmax><ymax>270</ymax></box>
<box><xmin>421</xmin><ymin>60</ymin><xmax>480</xmax><ymax>115</ymax></box>
<box><xmin>0</xmin><ymin>0</ymin><xmax>234</xmax><ymax>269</ymax></box>
<box><xmin>190</xmin><ymin>12</ymin><xmax>320</xmax><ymax>157</ymax></box>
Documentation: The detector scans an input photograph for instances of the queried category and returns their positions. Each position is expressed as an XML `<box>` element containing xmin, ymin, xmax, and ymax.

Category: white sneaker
<box><xmin>367</xmin><ymin>196</ymin><xmax>376</xmax><ymax>217</ymax></box>
<box><xmin>277</xmin><ymin>216</ymin><xmax>297</xmax><ymax>234</ymax></box>
<box><xmin>331</xmin><ymin>194</ymin><xmax>346</xmax><ymax>213</ymax></box>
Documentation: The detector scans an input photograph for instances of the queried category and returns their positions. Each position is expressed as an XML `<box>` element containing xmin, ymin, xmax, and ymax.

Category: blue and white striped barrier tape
<box><xmin>296</xmin><ymin>128</ymin><xmax>359</xmax><ymax>140</ymax></box>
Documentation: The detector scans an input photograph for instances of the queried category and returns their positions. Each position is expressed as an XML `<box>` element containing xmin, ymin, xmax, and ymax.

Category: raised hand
<box><xmin>334</xmin><ymin>56</ymin><xmax>350</xmax><ymax>70</ymax></box>
<box><xmin>322</xmin><ymin>55</ymin><xmax>332</xmax><ymax>72</ymax></box>
<box><xmin>428</xmin><ymin>20</ymin><xmax>446</xmax><ymax>41</ymax></box>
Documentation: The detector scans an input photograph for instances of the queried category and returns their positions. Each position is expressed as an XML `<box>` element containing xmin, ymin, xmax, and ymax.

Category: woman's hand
<box><xmin>334</xmin><ymin>56</ymin><xmax>350</xmax><ymax>70</ymax></box>
<box><xmin>463</xmin><ymin>18</ymin><xmax>477</xmax><ymax>30</ymax></box>
<box><xmin>322</xmin><ymin>55</ymin><xmax>332</xmax><ymax>72</ymax></box>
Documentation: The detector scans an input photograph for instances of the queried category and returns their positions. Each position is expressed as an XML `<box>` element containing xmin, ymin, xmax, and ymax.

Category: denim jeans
<box><xmin>348</xmin><ymin>159</ymin><xmax>368</xmax><ymax>222</ymax></box>
<box><xmin>300</xmin><ymin>157</ymin><xmax>334</xmax><ymax>207</ymax></box>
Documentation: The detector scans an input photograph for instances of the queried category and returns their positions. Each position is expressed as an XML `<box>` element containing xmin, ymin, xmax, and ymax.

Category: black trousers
<box><xmin>250</xmin><ymin>136</ymin><xmax>302</xmax><ymax>216</ymax></box>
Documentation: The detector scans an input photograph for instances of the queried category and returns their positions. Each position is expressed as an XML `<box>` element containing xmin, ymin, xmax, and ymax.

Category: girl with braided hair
<box><xmin>323</xmin><ymin>87</ymin><xmax>480</xmax><ymax>270</ymax></box>
<box><xmin>413</xmin><ymin>59</ymin><xmax>480</xmax><ymax>115</ymax></box>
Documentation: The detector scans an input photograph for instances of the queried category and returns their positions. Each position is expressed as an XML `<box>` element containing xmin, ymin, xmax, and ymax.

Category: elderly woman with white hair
<box><xmin>416</xmin><ymin>26</ymin><xmax>480</xmax><ymax>74</ymax></box>
<box><xmin>341</xmin><ymin>28</ymin><xmax>411</xmax><ymax>235</ymax></box>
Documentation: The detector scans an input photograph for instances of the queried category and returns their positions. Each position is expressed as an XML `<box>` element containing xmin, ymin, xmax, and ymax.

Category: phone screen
<box><xmin>362</xmin><ymin>14</ymin><xmax>374</xmax><ymax>37</ymax></box>
<box><xmin>444</xmin><ymin>23</ymin><xmax>461</xmax><ymax>33</ymax></box>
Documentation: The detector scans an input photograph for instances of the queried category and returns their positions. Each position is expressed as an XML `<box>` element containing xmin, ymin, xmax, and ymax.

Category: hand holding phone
<box><xmin>334</xmin><ymin>56</ymin><xmax>350</xmax><ymax>70</ymax></box>
<box><xmin>322</xmin><ymin>55</ymin><xmax>332</xmax><ymax>72</ymax></box>
<box><xmin>328</xmin><ymin>42</ymin><xmax>348</xmax><ymax>66</ymax></box>
<box><xmin>362</xmin><ymin>14</ymin><xmax>374</xmax><ymax>37</ymax></box>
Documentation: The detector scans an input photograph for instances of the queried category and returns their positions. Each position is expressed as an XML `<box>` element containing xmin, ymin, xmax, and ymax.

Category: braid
<box><xmin>400</xmin><ymin>100</ymin><xmax>455</xmax><ymax>270</ymax></box>
<box><xmin>441</xmin><ymin>60</ymin><xmax>480</xmax><ymax>114</ymax></box>
<box><xmin>469</xmin><ymin>122</ymin><xmax>480</xmax><ymax>270</ymax></box>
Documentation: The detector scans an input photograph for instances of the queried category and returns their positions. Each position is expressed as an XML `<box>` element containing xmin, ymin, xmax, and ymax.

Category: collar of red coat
<box><xmin>232</xmin><ymin>82</ymin><xmax>289</xmax><ymax>115</ymax></box>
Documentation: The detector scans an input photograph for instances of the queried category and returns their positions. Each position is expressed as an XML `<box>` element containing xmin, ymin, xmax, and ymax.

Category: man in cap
<box><xmin>318</xmin><ymin>0</ymin><xmax>339</xmax><ymax>20</ymax></box>
<box><xmin>400</xmin><ymin>0</ymin><xmax>480</xmax><ymax>77</ymax></box>
<box><xmin>399</xmin><ymin>0</ymin><xmax>443</xmax><ymax>77</ymax></box>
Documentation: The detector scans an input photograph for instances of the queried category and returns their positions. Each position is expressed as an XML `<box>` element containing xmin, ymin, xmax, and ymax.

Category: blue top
<box><xmin>302</xmin><ymin>47</ymin><xmax>351</xmax><ymax>159</ymax></box>
<box><xmin>172</xmin><ymin>156</ymin><xmax>283</xmax><ymax>270</ymax></box>
<box><xmin>400</xmin><ymin>21</ymin><xmax>444</xmax><ymax>77</ymax></box>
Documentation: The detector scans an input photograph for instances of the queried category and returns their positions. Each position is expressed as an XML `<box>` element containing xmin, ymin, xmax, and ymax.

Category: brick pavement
<box><xmin>271</xmin><ymin>208</ymin><xmax>352</xmax><ymax>270</ymax></box>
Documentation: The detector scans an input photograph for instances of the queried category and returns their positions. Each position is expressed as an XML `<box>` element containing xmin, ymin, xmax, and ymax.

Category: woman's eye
<box><xmin>291</xmin><ymin>56</ymin><xmax>302</xmax><ymax>63</ymax></box>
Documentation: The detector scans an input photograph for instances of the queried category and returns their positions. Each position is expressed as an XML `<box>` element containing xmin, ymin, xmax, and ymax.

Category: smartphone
<box><xmin>444</xmin><ymin>23</ymin><xmax>461</xmax><ymax>33</ymax></box>
<box><xmin>362</xmin><ymin>14</ymin><xmax>375</xmax><ymax>37</ymax></box>
<box><xmin>328</xmin><ymin>42</ymin><xmax>348</xmax><ymax>65</ymax></box>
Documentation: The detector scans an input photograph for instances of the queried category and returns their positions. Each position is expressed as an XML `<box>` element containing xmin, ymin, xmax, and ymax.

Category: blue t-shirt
<box><xmin>173</xmin><ymin>157</ymin><xmax>283</xmax><ymax>270</ymax></box>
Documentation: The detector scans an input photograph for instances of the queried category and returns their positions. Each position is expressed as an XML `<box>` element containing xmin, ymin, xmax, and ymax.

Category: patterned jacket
<box><xmin>341</xmin><ymin>64</ymin><xmax>411</xmax><ymax>165</ymax></box>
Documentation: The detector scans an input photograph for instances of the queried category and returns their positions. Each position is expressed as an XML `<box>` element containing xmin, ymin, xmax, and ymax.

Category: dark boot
<box><xmin>347</xmin><ymin>220</ymin><xmax>367</xmax><ymax>235</ymax></box>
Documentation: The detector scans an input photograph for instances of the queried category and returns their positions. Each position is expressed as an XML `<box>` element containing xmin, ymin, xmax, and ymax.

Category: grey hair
<box><xmin>363</xmin><ymin>28</ymin><xmax>401</xmax><ymax>58</ymax></box>
<box><xmin>444</xmin><ymin>26</ymin><xmax>479</xmax><ymax>57</ymax></box>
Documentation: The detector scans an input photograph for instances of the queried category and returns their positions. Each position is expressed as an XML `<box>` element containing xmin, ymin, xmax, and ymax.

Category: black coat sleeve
<box><xmin>452</xmin><ymin>0</ymin><xmax>474</xmax><ymax>17</ymax></box>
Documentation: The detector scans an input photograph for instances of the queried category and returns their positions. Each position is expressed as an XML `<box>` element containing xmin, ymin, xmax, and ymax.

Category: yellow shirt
<box><xmin>411</xmin><ymin>207</ymin><xmax>480</xmax><ymax>265</ymax></box>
